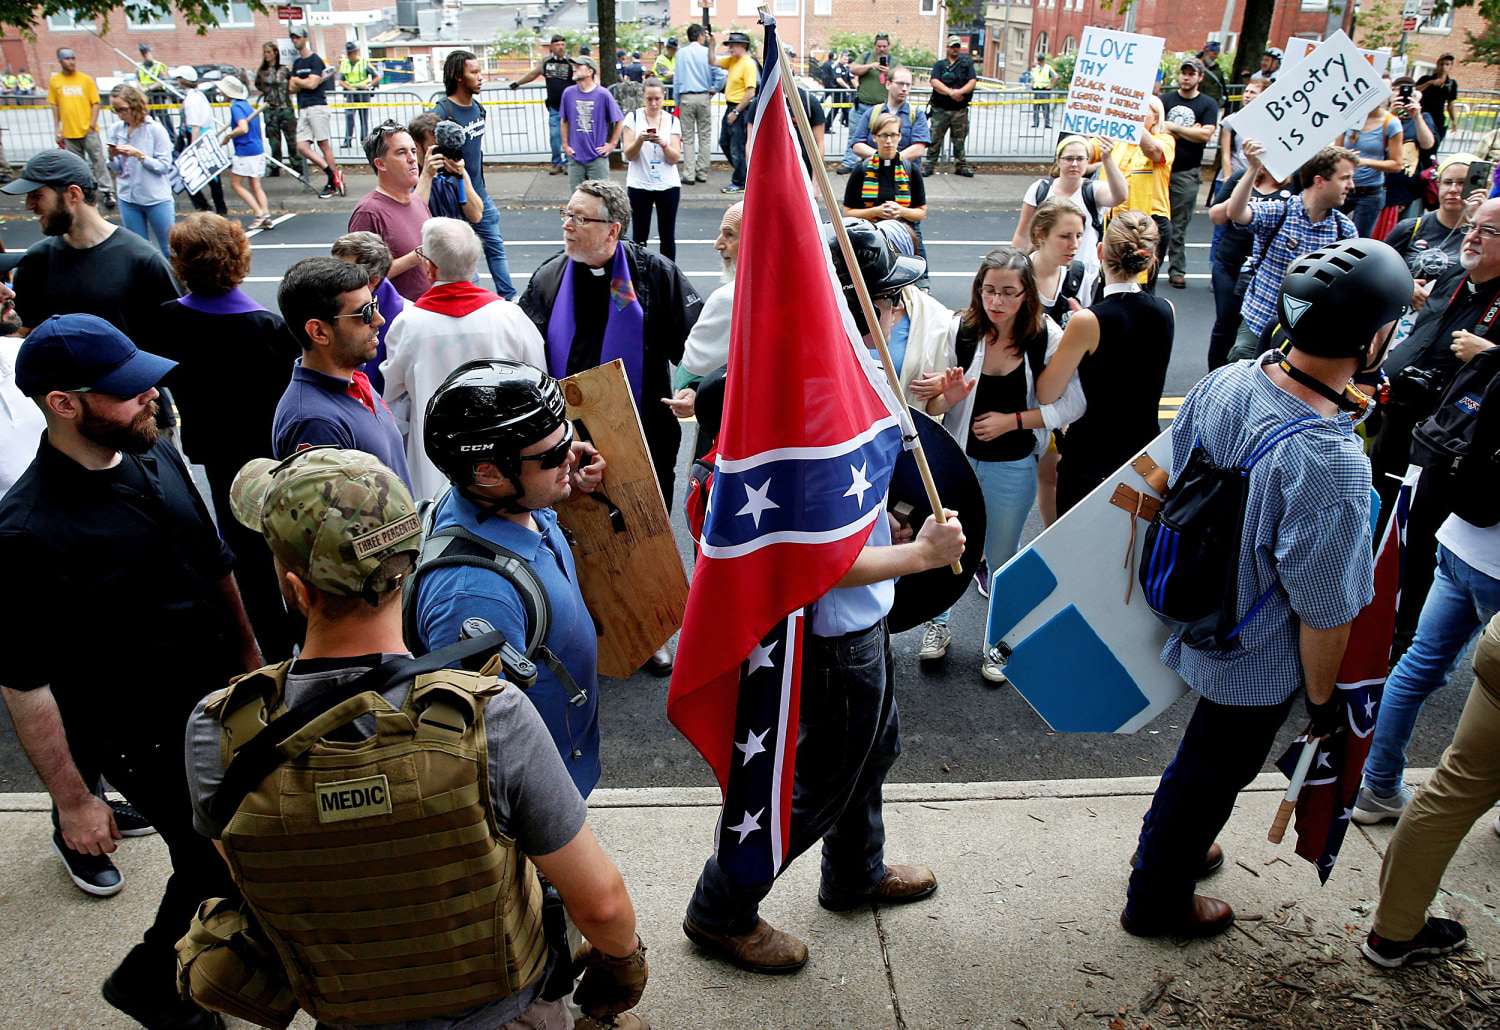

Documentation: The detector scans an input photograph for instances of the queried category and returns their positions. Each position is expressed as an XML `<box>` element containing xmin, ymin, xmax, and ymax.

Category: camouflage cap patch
<box><xmin>229</xmin><ymin>447</ymin><xmax>421</xmax><ymax>597</ymax></box>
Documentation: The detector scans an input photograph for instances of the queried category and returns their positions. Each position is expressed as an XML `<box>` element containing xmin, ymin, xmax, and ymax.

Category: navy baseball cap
<box><xmin>15</xmin><ymin>314</ymin><xmax>176</xmax><ymax>397</ymax></box>
<box><xmin>2</xmin><ymin>149</ymin><xmax>94</xmax><ymax>195</ymax></box>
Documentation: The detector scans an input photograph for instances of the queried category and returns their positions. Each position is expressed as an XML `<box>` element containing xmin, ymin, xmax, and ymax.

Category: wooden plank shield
<box><xmin>556</xmin><ymin>360</ymin><xmax>688</xmax><ymax>678</ymax></box>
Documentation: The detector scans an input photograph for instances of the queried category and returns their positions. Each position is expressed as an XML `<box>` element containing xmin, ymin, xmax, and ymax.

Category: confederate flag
<box><xmin>666</xmin><ymin>17</ymin><xmax>908</xmax><ymax>888</ymax></box>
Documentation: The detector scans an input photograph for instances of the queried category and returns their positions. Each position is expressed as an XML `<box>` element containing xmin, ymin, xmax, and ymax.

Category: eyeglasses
<box><xmin>332</xmin><ymin>299</ymin><xmax>380</xmax><ymax>324</ymax></box>
<box><xmin>519</xmin><ymin>421</ymin><xmax>576</xmax><ymax>469</ymax></box>
<box><xmin>414</xmin><ymin>246</ymin><xmax>428</xmax><ymax>263</ymax></box>
<box><xmin>873</xmin><ymin>132</ymin><xmax>902</xmax><ymax>140</ymax></box>
<box><xmin>1460</xmin><ymin>221</ymin><xmax>1500</xmax><ymax>239</ymax></box>
<box><xmin>982</xmin><ymin>287</ymin><xmax>1025</xmax><ymax>300</ymax></box>
<box><xmin>559</xmin><ymin>207</ymin><xmax>613</xmax><ymax>226</ymax></box>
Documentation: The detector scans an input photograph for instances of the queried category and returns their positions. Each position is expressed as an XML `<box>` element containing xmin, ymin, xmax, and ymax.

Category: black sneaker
<box><xmin>1362</xmin><ymin>917</ymin><xmax>1467</xmax><ymax>968</ymax></box>
<box><xmin>102</xmin><ymin>970</ymin><xmax>222</xmax><ymax>1030</ymax></box>
<box><xmin>318</xmin><ymin>182</ymin><xmax>337</xmax><ymax>199</ymax></box>
<box><xmin>110</xmin><ymin>798</ymin><xmax>156</xmax><ymax>837</ymax></box>
<box><xmin>52</xmin><ymin>830</ymin><xmax>123</xmax><ymax>897</ymax></box>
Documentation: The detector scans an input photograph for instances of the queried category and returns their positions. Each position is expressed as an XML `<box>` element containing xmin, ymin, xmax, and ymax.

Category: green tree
<box><xmin>1464</xmin><ymin>17</ymin><xmax>1500</xmax><ymax>63</ymax></box>
<box><xmin>1352</xmin><ymin>0</ymin><xmax>1406</xmax><ymax>53</ymax></box>
<box><xmin>0</xmin><ymin>0</ymin><xmax>268</xmax><ymax>34</ymax></box>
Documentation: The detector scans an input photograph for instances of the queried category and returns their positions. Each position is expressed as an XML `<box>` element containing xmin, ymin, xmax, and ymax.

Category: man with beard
<box><xmin>273</xmin><ymin>257</ymin><xmax>412</xmax><ymax>489</ymax></box>
<box><xmin>0</xmin><ymin>314</ymin><xmax>260</xmax><ymax>1030</ymax></box>
<box><xmin>2</xmin><ymin>151</ymin><xmax>177</xmax><ymax>346</ymax></box>
<box><xmin>670</xmin><ymin>200</ymin><xmax>742</xmax><ymax>416</ymax></box>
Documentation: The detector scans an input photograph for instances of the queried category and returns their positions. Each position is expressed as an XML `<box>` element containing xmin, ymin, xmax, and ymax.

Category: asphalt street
<box><xmin>0</xmin><ymin>203</ymin><xmax>1473</xmax><ymax>793</ymax></box>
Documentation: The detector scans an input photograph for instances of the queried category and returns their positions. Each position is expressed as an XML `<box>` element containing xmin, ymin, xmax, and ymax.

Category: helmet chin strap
<box><xmin>459</xmin><ymin>476</ymin><xmax>533</xmax><ymax>522</ymax></box>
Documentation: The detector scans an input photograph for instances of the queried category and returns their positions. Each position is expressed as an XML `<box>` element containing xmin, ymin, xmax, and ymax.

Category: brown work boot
<box><xmin>819</xmin><ymin>863</ymin><xmax>938</xmax><ymax>911</ymax></box>
<box><xmin>575</xmin><ymin>1013</ymin><xmax>650</xmax><ymax>1030</ymax></box>
<box><xmin>682</xmin><ymin>917</ymin><xmax>808</xmax><ymax>974</ymax></box>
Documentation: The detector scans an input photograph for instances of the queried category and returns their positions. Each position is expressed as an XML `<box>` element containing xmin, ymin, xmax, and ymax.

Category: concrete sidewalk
<box><xmin>3</xmin><ymin>770</ymin><xmax>1498</xmax><ymax>1029</ymax></box>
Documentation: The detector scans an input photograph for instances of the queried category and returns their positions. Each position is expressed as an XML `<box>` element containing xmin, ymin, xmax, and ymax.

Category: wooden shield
<box><xmin>556</xmin><ymin>360</ymin><xmax>688</xmax><ymax>678</ymax></box>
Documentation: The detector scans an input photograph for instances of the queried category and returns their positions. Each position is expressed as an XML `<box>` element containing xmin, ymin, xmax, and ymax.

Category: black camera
<box><xmin>433</xmin><ymin>119</ymin><xmax>466</xmax><ymax>162</ymax></box>
<box><xmin>1387</xmin><ymin>364</ymin><xmax>1445</xmax><ymax>413</ymax></box>
<box><xmin>1399</xmin><ymin>82</ymin><xmax>1414</xmax><ymax>100</ymax></box>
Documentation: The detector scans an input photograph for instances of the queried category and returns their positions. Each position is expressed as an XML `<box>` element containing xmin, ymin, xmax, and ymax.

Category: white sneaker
<box><xmin>917</xmin><ymin>621</ymin><xmax>951</xmax><ymax>660</ymax></box>
<box><xmin>981</xmin><ymin>645</ymin><xmax>1009</xmax><ymax>685</ymax></box>
<box><xmin>1493</xmin><ymin>811</ymin><xmax>1499</xmax><ymax>838</ymax></box>
<box><xmin>1352</xmin><ymin>783</ymin><xmax>1416</xmax><ymax>825</ymax></box>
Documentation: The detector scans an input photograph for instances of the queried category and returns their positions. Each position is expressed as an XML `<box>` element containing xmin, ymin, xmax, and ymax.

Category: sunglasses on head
<box><xmin>519</xmin><ymin>421</ymin><xmax>576</xmax><ymax>469</ymax></box>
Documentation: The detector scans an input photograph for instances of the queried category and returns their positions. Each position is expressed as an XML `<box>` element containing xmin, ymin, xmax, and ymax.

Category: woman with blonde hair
<box><xmin>1011</xmin><ymin>133</ymin><xmax>1127</xmax><ymax>278</ymax></box>
<box><xmin>1037</xmin><ymin>211</ymin><xmax>1174</xmax><ymax>514</ymax></box>
<box><xmin>844</xmin><ymin>110</ymin><xmax>927</xmax><ymax>232</ymax></box>
<box><xmin>105</xmin><ymin>83</ymin><xmax>175</xmax><ymax>259</ymax></box>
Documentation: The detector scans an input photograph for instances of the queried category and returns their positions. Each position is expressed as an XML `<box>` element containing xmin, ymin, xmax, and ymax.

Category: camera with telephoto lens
<box><xmin>433</xmin><ymin>119</ymin><xmax>466</xmax><ymax>162</ymax></box>
<box><xmin>1387</xmin><ymin>364</ymin><xmax>1445</xmax><ymax>413</ymax></box>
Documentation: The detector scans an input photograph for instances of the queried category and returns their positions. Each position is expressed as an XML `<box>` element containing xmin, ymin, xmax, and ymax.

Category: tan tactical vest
<box><xmin>205</xmin><ymin>663</ymin><xmax>549</xmax><ymax>1025</ymax></box>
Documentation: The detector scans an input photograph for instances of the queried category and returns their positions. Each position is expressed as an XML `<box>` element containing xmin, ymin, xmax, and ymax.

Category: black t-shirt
<box><xmin>14</xmin><ymin>228</ymin><xmax>180</xmax><ymax>346</ymax></box>
<box><xmin>844</xmin><ymin>157</ymin><xmax>926</xmax><ymax>210</ymax></box>
<box><xmin>1162</xmin><ymin>90</ymin><xmax>1219</xmax><ymax>172</ymax></box>
<box><xmin>1385</xmin><ymin>213</ymin><xmax>1466</xmax><ymax>282</ymax></box>
<box><xmin>1416</xmin><ymin>74</ymin><xmax>1458</xmax><ymax>128</ymax></box>
<box><xmin>291</xmin><ymin>53</ymin><xmax>329</xmax><ymax>109</ymax></box>
<box><xmin>929</xmin><ymin>56</ymin><xmax>976</xmax><ymax>111</ymax></box>
<box><xmin>1211</xmin><ymin>171</ymin><xmax>1292</xmax><ymax>277</ymax></box>
<box><xmin>542</xmin><ymin>55</ymin><xmax>575</xmax><ymax>110</ymax></box>
<box><xmin>967</xmin><ymin>364</ymin><xmax>1033</xmax><ymax>462</ymax></box>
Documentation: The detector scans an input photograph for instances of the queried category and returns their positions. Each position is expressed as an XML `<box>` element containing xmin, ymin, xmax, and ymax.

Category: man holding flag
<box><xmin>668</xmin><ymin>18</ymin><xmax>964</xmax><ymax>975</ymax></box>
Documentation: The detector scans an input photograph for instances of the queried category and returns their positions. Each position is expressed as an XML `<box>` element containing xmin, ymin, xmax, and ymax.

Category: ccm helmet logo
<box><xmin>459</xmin><ymin>444</ymin><xmax>489</xmax><ymax>452</ymax></box>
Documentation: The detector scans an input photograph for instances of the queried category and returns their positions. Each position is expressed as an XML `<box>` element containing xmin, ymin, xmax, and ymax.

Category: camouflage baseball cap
<box><xmin>230</xmin><ymin>447</ymin><xmax>421</xmax><ymax>599</ymax></box>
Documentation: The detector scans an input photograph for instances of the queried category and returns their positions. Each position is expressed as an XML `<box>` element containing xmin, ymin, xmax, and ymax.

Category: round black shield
<box><xmin>885</xmin><ymin>406</ymin><xmax>987</xmax><ymax>635</ymax></box>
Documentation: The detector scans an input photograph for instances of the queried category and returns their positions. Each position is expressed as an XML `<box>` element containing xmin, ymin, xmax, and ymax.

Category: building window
<box><xmin>920</xmin><ymin>0</ymin><xmax>938</xmax><ymax>13</ymax></box>
<box><xmin>126</xmin><ymin>10</ymin><xmax>176</xmax><ymax>29</ymax></box>
<box><xmin>1299</xmin><ymin>0</ymin><xmax>1328</xmax><ymax>10</ymax></box>
<box><xmin>1421</xmin><ymin>6</ymin><xmax>1454</xmax><ymax>30</ymax></box>
<box><xmin>213</xmin><ymin>2</ymin><xmax>256</xmax><ymax>26</ymax></box>
<box><xmin>1035</xmin><ymin>31</ymin><xmax>1049</xmax><ymax>59</ymax></box>
<box><xmin>814</xmin><ymin>0</ymin><xmax>831</xmax><ymax>14</ymax></box>
<box><xmin>774</xmin><ymin>0</ymin><xmax>798</xmax><ymax>14</ymax></box>
<box><xmin>47</xmin><ymin>11</ymin><xmax>94</xmax><ymax>30</ymax></box>
<box><xmin>1063</xmin><ymin>35</ymin><xmax>1076</xmax><ymax>53</ymax></box>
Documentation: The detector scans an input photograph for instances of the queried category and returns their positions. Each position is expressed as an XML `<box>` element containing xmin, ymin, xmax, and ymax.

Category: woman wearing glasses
<box><xmin>1037</xmin><ymin>212</ymin><xmax>1174</xmax><ymax>516</ymax></box>
<box><xmin>843</xmin><ymin>111</ymin><xmax>926</xmax><ymax>237</ymax></box>
<box><xmin>1011</xmin><ymin>134</ymin><xmax>1128</xmax><ymax>282</ymax></box>
<box><xmin>914</xmin><ymin>247</ymin><xmax>1085</xmax><ymax>682</ymax></box>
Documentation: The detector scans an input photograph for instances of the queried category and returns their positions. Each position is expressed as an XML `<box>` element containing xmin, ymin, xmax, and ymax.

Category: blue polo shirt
<box><xmin>808</xmin><ymin>505</ymin><xmax>894</xmax><ymax>638</ymax></box>
<box><xmin>850</xmin><ymin>100</ymin><xmax>931</xmax><ymax>152</ymax></box>
<box><xmin>271</xmin><ymin>359</ymin><xmax>413</xmax><ymax>488</ymax></box>
<box><xmin>414</xmin><ymin>490</ymin><xmax>601</xmax><ymax>797</ymax></box>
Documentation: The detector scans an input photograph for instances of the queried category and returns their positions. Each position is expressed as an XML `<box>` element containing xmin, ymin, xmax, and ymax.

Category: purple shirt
<box><xmin>560</xmin><ymin>84</ymin><xmax>623</xmax><ymax>164</ymax></box>
<box><xmin>361</xmin><ymin>277</ymin><xmax>406</xmax><ymax>393</ymax></box>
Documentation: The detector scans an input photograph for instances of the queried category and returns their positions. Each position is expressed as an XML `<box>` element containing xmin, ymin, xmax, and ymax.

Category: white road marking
<box><xmin>246</xmin><ymin>213</ymin><xmax>297</xmax><ymax>239</ymax></box>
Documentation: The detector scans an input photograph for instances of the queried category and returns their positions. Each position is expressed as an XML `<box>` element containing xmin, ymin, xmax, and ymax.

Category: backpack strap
<box><xmin>1080</xmin><ymin>184</ymin><xmax>1103</xmax><ymax>237</ymax></box>
<box><xmin>1411</xmin><ymin>214</ymin><xmax>1424</xmax><ymax>243</ymax></box>
<box><xmin>1033</xmin><ymin>177</ymin><xmax>1052</xmax><ymax>207</ymax></box>
<box><xmin>1062</xmin><ymin>259</ymin><xmax>1086</xmax><ymax>300</ymax></box>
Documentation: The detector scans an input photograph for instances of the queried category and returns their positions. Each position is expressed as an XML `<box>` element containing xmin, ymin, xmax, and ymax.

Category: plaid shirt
<box><xmin>1240</xmin><ymin>195</ymin><xmax>1357</xmax><ymax>337</ymax></box>
<box><xmin>1161</xmin><ymin>356</ymin><xmax>1374</xmax><ymax>706</ymax></box>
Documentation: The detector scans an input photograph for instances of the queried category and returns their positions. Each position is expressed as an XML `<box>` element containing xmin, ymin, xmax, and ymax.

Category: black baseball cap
<box><xmin>666</xmin><ymin>37</ymin><xmax>678</xmax><ymax>48</ymax></box>
<box><xmin>138</xmin><ymin>43</ymin><xmax>152</xmax><ymax>54</ymax></box>
<box><xmin>1</xmin><ymin>150</ymin><xmax>95</xmax><ymax>195</ymax></box>
<box><xmin>15</xmin><ymin>314</ymin><xmax>176</xmax><ymax>397</ymax></box>
<box><xmin>1203</xmin><ymin>40</ymin><xmax>1221</xmax><ymax>51</ymax></box>
<box><xmin>346</xmin><ymin>40</ymin><xmax>360</xmax><ymax>51</ymax></box>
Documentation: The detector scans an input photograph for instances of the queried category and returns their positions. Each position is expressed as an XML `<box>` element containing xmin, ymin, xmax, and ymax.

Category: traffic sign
<box><xmin>1403</xmin><ymin>16</ymin><xmax>1419</xmax><ymax>30</ymax></box>
<box><xmin>1419</xmin><ymin>0</ymin><xmax>1435</xmax><ymax>14</ymax></box>
<box><xmin>1402</xmin><ymin>0</ymin><xmax>1420</xmax><ymax>14</ymax></box>
<box><xmin>276</xmin><ymin>5</ymin><xmax>304</xmax><ymax>20</ymax></box>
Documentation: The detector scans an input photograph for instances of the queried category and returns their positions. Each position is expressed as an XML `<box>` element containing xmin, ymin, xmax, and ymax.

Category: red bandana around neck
<box><xmin>415</xmin><ymin>280</ymin><xmax>501</xmax><ymax>318</ymax></box>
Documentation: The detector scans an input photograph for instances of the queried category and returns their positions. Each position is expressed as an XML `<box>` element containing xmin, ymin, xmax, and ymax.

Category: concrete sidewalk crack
<box><xmin>873</xmin><ymin>905</ymin><xmax>907</xmax><ymax>1030</ymax></box>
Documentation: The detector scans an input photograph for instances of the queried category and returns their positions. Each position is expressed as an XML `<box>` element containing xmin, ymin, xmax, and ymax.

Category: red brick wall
<box><xmin>667</xmin><ymin>0</ymin><xmax>947</xmax><ymax>63</ymax></box>
<box><xmin>1357</xmin><ymin>5</ymin><xmax>1500</xmax><ymax>92</ymax></box>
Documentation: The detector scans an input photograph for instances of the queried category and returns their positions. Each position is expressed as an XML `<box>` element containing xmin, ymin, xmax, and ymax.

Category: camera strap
<box><xmin>1445</xmin><ymin>275</ymin><xmax>1500</xmax><ymax>339</ymax></box>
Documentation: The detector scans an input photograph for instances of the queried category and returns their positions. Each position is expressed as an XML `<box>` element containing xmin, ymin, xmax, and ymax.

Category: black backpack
<box><xmin>1411</xmin><ymin>346</ymin><xmax>1500</xmax><ymax>528</ymax></box>
<box><xmin>1033</xmin><ymin>178</ymin><xmax>1103</xmax><ymax>238</ymax></box>
<box><xmin>1139</xmin><ymin>415</ymin><xmax>1323</xmax><ymax>650</ymax></box>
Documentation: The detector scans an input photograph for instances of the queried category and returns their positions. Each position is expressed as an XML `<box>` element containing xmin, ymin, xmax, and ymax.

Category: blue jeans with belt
<box><xmin>685</xmin><ymin>621</ymin><xmax>899</xmax><ymax>934</ymax></box>
<box><xmin>1363</xmin><ymin>544</ymin><xmax>1500</xmax><ymax>796</ymax></box>
<box><xmin>474</xmin><ymin>195</ymin><xmax>516</xmax><ymax>301</ymax></box>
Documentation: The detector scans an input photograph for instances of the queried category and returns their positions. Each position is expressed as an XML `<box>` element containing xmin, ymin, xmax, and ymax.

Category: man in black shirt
<box><xmin>1416</xmin><ymin>54</ymin><xmax>1459</xmax><ymax>153</ymax></box>
<box><xmin>0</xmin><ymin>315</ymin><xmax>259</xmax><ymax>1030</ymax></box>
<box><xmin>512</xmin><ymin>33</ymin><xmax>576</xmax><ymax>175</ymax></box>
<box><xmin>1</xmin><ymin>150</ymin><xmax>178</xmax><ymax>345</ymax></box>
<box><xmin>288</xmin><ymin>25</ymin><xmax>343</xmax><ymax>198</ymax></box>
<box><xmin>925</xmin><ymin>36</ymin><xmax>976</xmax><ymax>178</ymax></box>
<box><xmin>1161</xmin><ymin>58</ymin><xmax>1219</xmax><ymax>288</ymax></box>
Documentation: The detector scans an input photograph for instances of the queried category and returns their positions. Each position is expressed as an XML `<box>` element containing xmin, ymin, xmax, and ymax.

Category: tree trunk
<box><xmin>1234</xmin><ymin>0</ymin><xmax>1274</xmax><ymax>86</ymax></box>
<box><xmin>599</xmin><ymin>0</ymin><xmax>618</xmax><ymax>88</ymax></box>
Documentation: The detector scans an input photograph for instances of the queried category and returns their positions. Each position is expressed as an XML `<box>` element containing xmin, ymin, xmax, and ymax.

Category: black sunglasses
<box><xmin>519</xmin><ymin>421</ymin><xmax>576</xmax><ymax>469</ymax></box>
<box><xmin>332</xmin><ymin>299</ymin><xmax>380</xmax><ymax>325</ymax></box>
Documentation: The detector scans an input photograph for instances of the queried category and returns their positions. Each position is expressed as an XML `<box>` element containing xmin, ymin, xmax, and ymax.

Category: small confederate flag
<box><xmin>1276</xmin><ymin>478</ymin><xmax>1411</xmax><ymax>883</ymax></box>
<box><xmin>665</xmin><ymin>17</ymin><xmax>907</xmax><ymax>887</ymax></box>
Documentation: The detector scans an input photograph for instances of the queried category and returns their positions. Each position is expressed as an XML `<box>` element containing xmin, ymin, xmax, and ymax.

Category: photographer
<box><xmin>408</xmin><ymin>112</ymin><xmax>483</xmax><ymax>224</ymax></box>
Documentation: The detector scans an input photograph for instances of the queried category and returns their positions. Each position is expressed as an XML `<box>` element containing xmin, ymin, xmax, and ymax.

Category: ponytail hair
<box><xmin>1101</xmin><ymin>211</ymin><xmax>1158</xmax><ymax>277</ymax></box>
<box><xmin>1028</xmin><ymin>196</ymin><xmax>1087</xmax><ymax>253</ymax></box>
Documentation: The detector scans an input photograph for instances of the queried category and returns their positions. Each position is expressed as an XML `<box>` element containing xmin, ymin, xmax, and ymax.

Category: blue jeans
<box><xmin>474</xmin><ymin>195</ymin><xmax>516</xmax><ymax>301</ymax></box>
<box><xmin>841</xmin><ymin>102</ymin><xmax>872</xmax><ymax>169</ymax></box>
<box><xmin>119</xmin><ymin>198</ymin><xmax>174</xmax><ymax>261</ymax></box>
<box><xmin>548</xmin><ymin>106</ymin><xmax>563</xmax><ymax>167</ymax></box>
<box><xmin>1347</xmin><ymin>188</ymin><xmax>1385</xmax><ymax>237</ymax></box>
<box><xmin>1126</xmin><ymin>692</ymin><xmax>1294</xmax><ymax>919</ymax></box>
<box><xmin>719</xmin><ymin>111</ymin><xmax>749</xmax><ymax>189</ymax></box>
<box><xmin>685</xmin><ymin>622</ymin><xmax>898</xmax><ymax>934</ymax></box>
<box><xmin>935</xmin><ymin>454</ymin><xmax>1038</xmax><ymax>629</ymax></box>
<box><xmin>1363</xmin><ymin>544</ymin><xmax>1500</xmax><ymax>796</ymax></box>
<box><xmin>1208</xmin><ymin>260</ymin><xmax>1241</xmax><ymax>370</ymax></box>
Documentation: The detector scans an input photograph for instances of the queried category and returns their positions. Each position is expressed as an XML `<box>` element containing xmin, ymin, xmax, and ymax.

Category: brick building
<box><xmin>0</xmin><ymin>1</ymin><xmax>386</xmax><ymax>85</ymax></box>
<box><xmin>1356</xmin><ymin>2</ymin><xmax>1500</xmax><ymax>91</ymax></box>
<box><xmin>666</xmin><ymin>0</ymin><xmax>950</xmax><ymax>68</ymax></box>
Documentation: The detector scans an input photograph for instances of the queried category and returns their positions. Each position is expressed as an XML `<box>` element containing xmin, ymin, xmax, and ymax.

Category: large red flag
<box><xmin>665</xmin><ymin>18</ymin><xmax>907</xmax><ymax>886</ymax></box>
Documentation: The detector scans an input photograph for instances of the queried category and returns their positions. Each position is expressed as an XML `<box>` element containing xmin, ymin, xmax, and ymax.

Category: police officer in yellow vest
<box><xmin>181</xmin><ymin>446</ymin><xmax>653</xmax><ymax>1030</ymax></box>
<box><xmin>653</xmin><ymin>38</ymin><xmax>677</xmax><ymax>83</ymax></box>
<box><xmin>16</xmin><ymin>68</ymin><xmax>34</xmax><ymax>99</ymax></box>
<box><xmin>339</xmin><ymin>40</ymin><xmax>374</xmax><ymax>148</ymax></box>
<box><xmin>1</xmin><ymin>69</ymin><xmax>17</xmax><ymax>92</ymax></box>
<box><xmin>136</xmin><ymin>42</ymin><xmax>174</xmax><ymax>134</ymax></box>
<box><xmin>1029</xmin><ymin>57</ymin><xmax>1055</xmax><ymax>128</ymax></box>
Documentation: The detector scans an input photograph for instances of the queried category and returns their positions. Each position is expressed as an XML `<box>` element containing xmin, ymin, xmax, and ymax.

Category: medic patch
<box><xmin>315</xmin><ymin>774</ymin><xmax>393</xmax><ymax>822</ymax></box>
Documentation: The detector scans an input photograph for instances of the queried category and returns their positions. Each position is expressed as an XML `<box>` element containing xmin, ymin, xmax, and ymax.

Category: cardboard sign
<box><xmin>170</xmin><ymin>132</ymin><xmax>231</xmax><ymax>195</ymax></box>
<box><xmin>1059</xmin><ymin>27</ymin><xmax>1166</xmax><ymax>145</ymax></box>
<box><xmin>1223</xmin><ymin>31</ymin><xmax>1391</xmax><ymax>183</ymax></box>
<box><xmin>1282</xmin><ymin>35</ymin><xmax>1390</xmax><ymax>78</ymax></box>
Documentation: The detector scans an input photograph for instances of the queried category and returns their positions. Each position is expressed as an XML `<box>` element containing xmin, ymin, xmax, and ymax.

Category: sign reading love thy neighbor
<box><xmin>1224</xmin><ymin>30</ymin><xmax>1391</xmax><ymax>183</ymax></box>
<box><xmin>1059</xmin><ymin>27</ymin><xmax>1166</xmax><ymax>145</ymax></box>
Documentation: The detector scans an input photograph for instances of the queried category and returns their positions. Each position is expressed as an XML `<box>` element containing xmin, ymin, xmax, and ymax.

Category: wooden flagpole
<box><xmin>757</xmin><ymin>9</ymin><xmax>962</xmax><ymax>574</ymax></box>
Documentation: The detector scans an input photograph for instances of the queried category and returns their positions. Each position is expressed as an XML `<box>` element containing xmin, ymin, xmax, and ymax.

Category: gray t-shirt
<box><xmin>185</xmin><ymin>653</ymin><xmax>589</xmax><ymax>1030</ymax></box>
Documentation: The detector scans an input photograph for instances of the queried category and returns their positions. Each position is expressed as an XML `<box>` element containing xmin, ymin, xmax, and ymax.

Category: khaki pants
<box><xmin>63</xmin><ymin>130</ymin><xmax>113</xmax><ymax>195</ymax></box>
<box><xmin>502</xmin><ymin>996</ymin><xmax>572</xmax><ymax>1029</ymax></box>
<box><xmin>677</xmin><ymin>92</ymin><xmax>712</xmax><ymax>181</ymax></box>
<box><xmin>1373</xmin><ymin>612</ymin><xmax>1500</xmax><ymax>941</ymax></box>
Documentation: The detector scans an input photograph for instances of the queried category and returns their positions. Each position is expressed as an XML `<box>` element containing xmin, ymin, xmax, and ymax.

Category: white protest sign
<box><xmin>1223</xmin><ymin>31</ymin><xmax>1391</xmax><ymax>183</ymax></box>
<box><xmin>1282</xmin><ymin>35</ymin><xmax>1390</xmax><ymax>78</ymax></box>
<box><xmin>1059</xmin><ymin>27</ymin><xmax>1166</xmax><ymax>145</ymax></box>
<box><xmin>170</xmin><ymin>133</ymin><xmax>232</xmax><ymax>195</ymax></box>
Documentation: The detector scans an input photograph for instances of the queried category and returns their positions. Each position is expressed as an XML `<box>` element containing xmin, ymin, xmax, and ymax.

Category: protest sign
<box><xmin>1282</xmin><ymin>35</ymin><xmax>1390</xmax><ymax>78</ymax></box>
<box><xmin>1223</xmin><ymin>31</ymin><xmax>1391</xmax><ymax>183</ymax></box>
<box><xmin>1059</xmin><ymin>27</ymin><xmax>1166</xmax><ymax>145</ymax></box>
<box><xmin>170</xmin><ymin>133</ymin><xmax>231</xmax><ymax>195</ymax></box>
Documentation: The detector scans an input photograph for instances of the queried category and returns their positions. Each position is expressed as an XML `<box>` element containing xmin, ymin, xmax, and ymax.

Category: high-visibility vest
<box><xmin>17</xmin><ymin>73</ymin><xmax>33</xmax><ymax>91</ymax></box>
<box><xmin>654</xmin><ymin>53</ymin><xmax>675</xmax><ymax>79</ymax></box>
<box><xmin>1032</xmin><ymin>63</ymin><xmax>1054</xmax><ymax>88</ymax></box>
<box><xmin>139</xmin><ymin>59</ymin><xmax>169</xmax><ymax>89</ymax></box>
<box><xmin>339</xmin><ymin>56</ymin><xmax>373</xmax><ymax>90</ymax></box>
<box><xmin>1</xmin><ymin>75</ymin><xmax>17</xmax><ymax>91</ymax></box>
